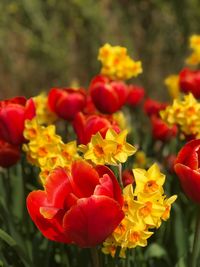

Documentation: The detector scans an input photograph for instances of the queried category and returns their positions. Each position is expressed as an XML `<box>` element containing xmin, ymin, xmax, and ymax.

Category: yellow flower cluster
<box><xmin>79</xmin><ymin>129</ymin><xmax>136</xmax><ymax>165</ymax></box>
<box><xmin>98</xmin><ymin>43</ymin><xmax>142</xmax><ymax>80</ymax></box>
<box><xmin>23</xmin><ymin>119</ymin><xmax>79</xmax><ymax>184</ymax></box>
<box><xmin>102</xmin><ymin>164</ymin><xmax>177</xmax><ymax>258</ymax></box>
<box><xmin>160</xmin><ymin>93</ymin><xmax>200</xmax><ymax>137</ymax></box>
<box><xmin>186</xmin><ymin>35</ymin><xmax>200</xmax><ymax>65</ymax></box>
<box><xmin>164</xmin><ymin>74</ymin><xmax>180</xmax><ymax>99</ymax></box>
<box><xmin>33</xmin><ymin>92</ymin><xmax>57</xmax><ymax>125</ymax></box>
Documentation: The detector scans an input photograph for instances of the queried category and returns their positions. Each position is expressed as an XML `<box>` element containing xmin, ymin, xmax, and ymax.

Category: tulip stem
<box><xmin>191</xmin><ymin>207</ymin><xmax>200</xmax><ymax>267</ymax></box>
<box><xmin>118</xmin><ymin>163</ymin><xmax>123</xmax><ymax>188</ymax></box>
<box><xmin>90</xmin><ymin>247</ymin><xmax>100</xmax><ymax>267</ymax></box>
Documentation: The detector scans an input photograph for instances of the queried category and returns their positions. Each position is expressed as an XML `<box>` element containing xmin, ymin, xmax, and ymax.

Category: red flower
<box><xmin>73</xmin><ymin>112</ymin><xmax>120</xmax><ymax>145</ymax></box>
<box><xmin>122</xmin><ymin>169</ymin><xmax>134</xmax><ymax>187</ymax></box>
<box><xmin>89</xmin><ymin>75</ymin><xmax>128</xmax><ymax>114</ymax></box>
<box><xmin>0</xmin><ymin>97</ymin><xmax>35</xmax><ymax>145</ymax></box>
<box><xmin>126</xmin><ymin>85</ymin><xmax>145</xmax><ymax>107</ymax></box>
<box><xmin>151</xmin><ymin>116</ymin><xmax>177</xmax><ymax>141</ymax></box>
<box><xmin>0</xmin><ymin>139</ymin><xmax>20</xmax><ymax>168</ymax></box>
<box><xmin>144</xmin><ymin>98</ymin><xmax>168</xmax><ymax>117</ymax></box>
<box><xmin>179</xmin><ymin>68</ymin><xmax>200</xmax><ymax>99</ymax></box>
<box><xmin>27</xmin><ymin>160</ymin><xmax>124</xmax><ymax>247</ymax></box>
<box><xmin>174</xmin><ymin>139</ymin><xmax>200</xmax><ymax>203</ymax></box>
<box><xmin>48</xmin><ymin>88</ymin><xmax>87</xmax><ymax>121</ymax></box>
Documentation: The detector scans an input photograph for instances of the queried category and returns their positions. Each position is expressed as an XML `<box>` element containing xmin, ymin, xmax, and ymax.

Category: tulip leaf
<box><xmin>0</xmin><ymin>228</ymin><xmax>33</xmax><ymax>267</ymax></box>
<box><xmin>172</xmin><ymin>203</ymin><xmax>188</xmax><ymax>260</ymax></box>
<box><xmin>144</xmin><ymin>243</ymin><xmax>169</xmax><ymax>261</ymax></box>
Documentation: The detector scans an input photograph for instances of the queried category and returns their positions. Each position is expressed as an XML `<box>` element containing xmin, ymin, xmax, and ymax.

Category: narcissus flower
<box><xmin>80</xmin><ymin>129</ymin><xmax>136</xmax><ymax>165</ymax></box>
<box><xmin>174</xmin><ymin>139</ymin><xmax>200</xmax><ymax>203</ymax></box>
<box><xmin>103</xmin><ymin>164</ymin><xmax>177</xmax><ymax>257</ymax></box>
<box><xmin>23</xmin><ymin>119</ymin><xmax>79</xmax><ymax>183</ymax></box>
<box><xmin>89</xmin><ymin>75</ymin><xmax>128</xmax><ymax>114</ymax></box>
<box><xmin>179</xmin><ymin>68</ymin><xmax>200</xmax><ymax>99</ymax></box>
<box><xmin>27</xmin><ymin>160</ymin><xmax>124</xmax><ymax>247</ymax></box>
<box><xmin>33</xmin><ymin>92</ymin><xmax>57</xmax><ymax>125</ymax></box>
<box><xmin>48</xmin><ymin>88</ymin><xmax>87</xmax><ymax>121</ymax></box>
<box><xmin>164</xmin><ymin>74</ymin><xmax>180</xmax><ymax>99</ymax></box>
<box><xmin>0</xmin><ymin>139</ymin><xmax>20</xmax><ymax>168</ymax></box>
<box><xmin>98</xmin><ymin>43</ymin><xmax>142</xmax><ymax>80</ymax></box>
<box><xmin>73</xmin><ymin>112</ymin><xmax>120</xmax><ymax>145</ymax></box>
<box><xmin>186</xmin><ymin>35</ymin><xmax>200</xmax><ymax>65</ymax></box>
<box><xmin>160</xmin><ymin>93</ymin><xmax>200</xmax><ymax>138</ymax></box>
<box><xmin>0</xmin><ymin>96</ymin><xmax>35</xmax><ymax>145</ymax></box>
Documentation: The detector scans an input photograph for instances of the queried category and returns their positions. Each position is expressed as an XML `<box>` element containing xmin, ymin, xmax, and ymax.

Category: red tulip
<box><xmin>174</xmin><ymin>139</ymin><xmax>200</xmax><ymax>203</ymax></box>
<box><xmin>126</xmin><ymin>85</ymin><xmax>145</xmax><ymax>107</ymax></box>
<box><xmin>73</xmin><ymin>112</ymin><xmax>120</xmax><ymax>145</ymax></box>
<box><xmin>0</xmin><ymin>96</ymin><xmax>35</xmax><ymax>145</ymax></box>
<box><xmin>151</xmin><ymin>116</ymin><xmax>177</xmax><ymax>141</ymax></box>
<box><xmin>0</xmin><ymin>139</ymin><xmax>20</xmax><ymax>168</ymax></box>
<box><xmin>179</xmin><ymin>68</ymin><xmax>200</xmax><ymax>99</ymax></box>
<box><xmin>27</xmin><ymin>160</ymin><xmax>124</xmax><ymax>247</ymax></box>
<box><xmin>122</xmin><ymin>169</ymin><xmax>134</xmax><ymax>187</ymax></box>
<box><xmin>144</xmin><ymin>98</ymin><xmax>168</xmax><ymax>117</ymax></box>
<box><xmin>89</xmin><ymin>75</ymin><xmax>128</xmax><ymax>114</ymax></box>
<box><xmin>48</xmin><ymin>88</ymin><xmax>87</xmax><ymax>121</ymax></box>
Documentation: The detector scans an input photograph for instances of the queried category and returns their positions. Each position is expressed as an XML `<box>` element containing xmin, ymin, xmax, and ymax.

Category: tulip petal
<box><xmin>175</xmin><ymin>139</ymin><xmax>200</xmax><ymax>169</ymax></box>
<box><xmin>71</xmin><ymin>161</ymin><xmax>100</xmax><ymax>198</ymax></box>
<box><xmin>27</xmin><ymin>190</ymin><xmax>71</xmax><ymax>243</ymax></box>
<box><xmin>45</xmin><ymin>167</ymin><xmax>77</xmax><ymax>209</ymax></box>
<box><xmin>95</xmin><ymin>165</ymin><xmax>124</xmax><ymax>207</ymax></box>
<box><xmin>174</xmin><ymin>163</ymin><xmax>200</xmax><ymax>203</ymax></box>
<box><xmin>63</xmin><ymin>195</ymin><xmax>124</xmax><ymax>247</ymax></box>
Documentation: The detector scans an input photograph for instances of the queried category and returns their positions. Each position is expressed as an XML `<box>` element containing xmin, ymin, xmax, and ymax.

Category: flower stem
<box><xmin>191</xmin><ymin>207</ymin><xmax>200</xmax><ymax>267</ymax></box>
<box><xmin>118</xmin><ymin>163</ymin><xmax>123</xmax><ymax>188</ymax></box>
<box><xmin>90</xmin><ymin>247</ymin><xmax>100</xmax><ymax>267</ymax></box>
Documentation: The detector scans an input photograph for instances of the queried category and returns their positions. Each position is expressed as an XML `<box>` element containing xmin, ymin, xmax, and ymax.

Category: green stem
<box><xmin>90</xmin><ymin>247</ymin><xmax>100</xmax><ymax>267</ymax></box>
<box><xmin>191</xmin><ymin>207</ymin><xmax>200</xmax><ymax>267</ymax></box>
<box><xmin>118</xmin><ymin>163</ymin><xmax>123</xmax><ymax>188</ymax></box>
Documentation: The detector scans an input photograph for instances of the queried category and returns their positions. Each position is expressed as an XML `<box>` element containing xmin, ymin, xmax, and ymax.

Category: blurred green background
<box><xmin>0</xmin><ymin>0</ymin><xmax>200</xmax><ymax>99</ymax></box>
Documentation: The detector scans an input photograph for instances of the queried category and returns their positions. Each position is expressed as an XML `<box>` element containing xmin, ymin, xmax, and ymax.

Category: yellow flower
<box><xmin>98</xmin><ymin>43</ymin><xmax>142</xmax><ymax>80</ymax></box>
<box><xmin>164</xmin><ymin>74</ymin><xmax>180</xmax><ymax>99</ymax></box>
<box><xmin>160</xmin><ymin>93</ymin><xmax>200</xmax><ymax>137</ymax></box>
<box><xmin>186</xmin><ymin>35</ymin><xmax>200</xmax><ymax>65</ymax></box>
<box><xmin>113</xmin><ymin>111</ymin><xmax>128</xmax><ymax>130</ymax></box>
<box><xmin>133</xmin><ymin>163</ymin><xmax>165</xmax><ymax>196</ymax></box>
<box><xmin>33</xmin><ymin>92</ymin><xmax>57</xmax><ymax>125</ymax></box>
<box><xmin>81</xmin><ymin>129</ymin><xmax>136</xmax><ymax>165</ymax></box>
<box><xmin>23</xmin><ymin>119</ymin><xmax>79</xmax><ymax>184</ymax></box>
<box><xmin>133</xmin><ymin>150</ymin><xmax>149</xmax><ymax>169</ymax></box>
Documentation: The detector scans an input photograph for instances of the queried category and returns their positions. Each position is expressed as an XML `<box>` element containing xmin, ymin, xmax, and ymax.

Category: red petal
<box><xmin>175</xmin><ymin>139</ymin><xmax>200</xmax><ymax>169</ymax></box>
<box><xmin>71</xmin><ymin>161</ymin><xmax>100</xmax><ymax>198</ymax></box>
<box><xmin>63</xmin><ymin>195</ymin><xmax>124</xmax><ymax>247</ymax></box>
<box><xmin>45</xmin><ymin>168</ymin><xmax>77</xmax><ymax>210</ymax></box>
<box><xmin>174</xmin><ymin>163</ymin><xmax>200</xmax><ymax>203</ymax></box>
<box><xmin>95</xmin><ymin>165</ymin><xmax>124</xmax><ymax>207</ymax></box>
<box><xmin>27</xmin><ymin>190</ymin><xmax>71</xmax><ymax>243</ymax></box>
<box><xmin>94</xmin><ymin>174</ymin><xmax>114</xmax><ymax>198</ymax></box>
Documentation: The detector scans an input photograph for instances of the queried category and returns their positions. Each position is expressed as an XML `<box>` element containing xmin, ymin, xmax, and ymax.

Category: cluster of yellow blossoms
<box><xmin>98</xmin><ymin>43</ymin><xmax>142</xmax><ymax>80</ymax></box>
<box><xmin>102</xmin><ymin>164</ymin><xmax>177</xmax><ymax>257</ymax></box>
<box><xmin>23</xmin><ymin>119</ymin><xmax>79</xmax><ymax>184</ymax></box>
<box><xmin>33</xmin><ymin>92</ymin><xmax>57</xmax><ymax>125</ymax></box>
<box><xmin>160</xmin><ymin>93</ymin><xmax>200</xmax><ymax>137</ymax></box>
<box><xmin>186</xmin><ymin>34</ymin><xmax>200</xmax><ymax>65</ymax></box>
<box><xmin>80</xmin><ymin>129</ymin><xmax>136</xmax><ymax>165</ymax></box>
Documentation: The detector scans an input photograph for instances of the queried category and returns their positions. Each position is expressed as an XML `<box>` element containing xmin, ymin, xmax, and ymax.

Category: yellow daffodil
<box><xmin>164</xmin><ymin>74</ymin><xmax>180</xmax><ymax>99</ymax></box>
<box><xmin>81</xmin><ymin>129</ymin><xmax>136</xmax><ymax>165</ymax></box>
<box><xmin>33</xmin><ymin>92</ymin><xmax>57</xmax><ymax>125</ymax></box>
<box><xmin>160</xmin><ymin>93</ymin><xmax>200</xmax><ymax>137</ymax></box>
<box><xmin>186</xmin><ymin>35</ymin><xmax>200</xmax><ymax>65</ymax></box>
<box><xmin>98</xmin><ymin>43</ymin><xmax>142</xmax><ymax>80</ymax></box>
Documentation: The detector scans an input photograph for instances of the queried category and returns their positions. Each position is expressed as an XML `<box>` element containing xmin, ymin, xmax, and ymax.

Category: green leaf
<box><xmin>144</xmin><ymin>243</ymin><xmax>168</xmax><ymax>260</ymax></box>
